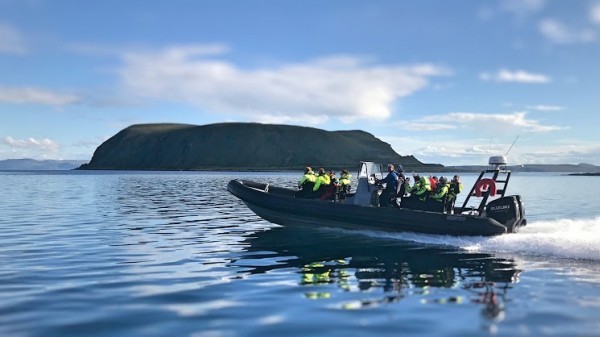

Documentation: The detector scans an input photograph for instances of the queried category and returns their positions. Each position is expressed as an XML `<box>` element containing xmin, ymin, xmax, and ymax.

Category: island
<box><xmin>78</xmin><ymin>123</ymin><xmax>443</xmax><ymax>171</ymax></box>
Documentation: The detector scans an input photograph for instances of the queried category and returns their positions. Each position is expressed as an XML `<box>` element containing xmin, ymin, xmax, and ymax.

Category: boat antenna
<box><xmin>505</xmin><ymin>135</ymin><xmax>519</xmax><ymax>156</ymax></box>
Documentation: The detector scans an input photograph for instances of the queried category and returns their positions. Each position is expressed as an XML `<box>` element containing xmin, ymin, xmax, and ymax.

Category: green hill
<box><xmin>78</xmin><ymin>123</ymin><xmax>441</xmax><ymax>171</ymax></box>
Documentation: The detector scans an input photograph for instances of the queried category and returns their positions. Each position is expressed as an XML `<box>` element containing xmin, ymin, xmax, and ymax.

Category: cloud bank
<box><xmin>0</xmin><ymin>86</ymin><xmax>80</xmax><ymax>106</ymax></box>
<box><xmin>479</xmin><ymin>69</ymin><xmax>551</xmax><ymax>83</ymax></box>
<box><xmin>538</xmin><ymin>18</ymin><xmax>596</xmax><ymax>44</ymax></box>
<box><xmin>2</xmin><ymin>136</ymin><xmax>59</xmax><ymax>151</ymax></box>
<box><xmin>398</xmin><ymin>111</ymin><xmax>564</xmax><ymax>133</ymax></box>
<box><xmin>118</xmin><ymin>45</ymin><xmax>451</xmax><ymax>124</ymax></box>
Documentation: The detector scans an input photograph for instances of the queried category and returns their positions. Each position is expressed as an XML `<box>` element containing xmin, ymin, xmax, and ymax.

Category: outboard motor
<box><xmin>485</xmin><ymin>196</ymin><xmax>526</xmax><ymax>233</ymax></box>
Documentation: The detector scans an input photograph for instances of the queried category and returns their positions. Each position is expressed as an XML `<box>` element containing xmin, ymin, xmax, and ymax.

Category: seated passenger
<box><xmin>446</xmin><ymin>175</ymin><xmax>464</xmax><ymax>213</ymax></box>
<box><xmin>429</xmin><ymin>175</ymin><xmax>438</xmax><ymax>194</ymax></box>
<box><xmin>312</xmin><ymin>168</ymin><xmax>331</xmax><ymax>199</ymax></box>
<box><xmin>338</xmin><ymin>169</ymin><xmax>352</xmax><ymax>202</ymax></box>
<box><xmin>395</xmin><ymin>176</ymin><xmax>410</xmax><ymax>208</ymax></box>
<box><xmin>295</xmin><ymin>166</ymin><xmax>316</xmax><ymax>198</ymax></box>
<box><xmin>405</xmin><ymin>174</ymin><xmax>431</xmax><ymax>210</ymax></box>
<box><xmin>412</xmin><ymin>174</ymin><xmax>431</xmax><ymax>201</ymax></box>
<box><xmin>396</xmin><ymin>164</ymin><xmax>406</xmax><ymax>180</ymax></box>
<box><xmin>321</xmin><ymin>170</ymin><xmax>339</xmax><ymax>201</ymax></box>
<box><xmin>429</xmin><ymin>176</ymin><xmax>450</xmax><ymax>212</ymax></box>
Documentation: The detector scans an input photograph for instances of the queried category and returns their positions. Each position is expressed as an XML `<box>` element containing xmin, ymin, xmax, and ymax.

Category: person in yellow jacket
<box><xmin>446</xmin><ymin>175</ymin><xmax>464</xmax><ymax>213</ymax></box>
<box><xmin>430</xmin><ymin>176</ymin><xmax>450</xmax><ymax>212</ymax></box>
<box><xmin>338</xmin><ymin>169</ymin><xmax>352</xmax><ymax>201</ymax></box>
<box><xmin>312</xmin><ymin>167</ymin><xmax>331</xmax><ymax>198</ymax></box>
<box><xmin>410</xmin><ymin>174</ymin><xmax>431</xmax><ymax>201</ymax></box>
<box><xmin>295</xmin><ymin>166</ymin><xmax>316</xmax><ymax>198</ymax></box>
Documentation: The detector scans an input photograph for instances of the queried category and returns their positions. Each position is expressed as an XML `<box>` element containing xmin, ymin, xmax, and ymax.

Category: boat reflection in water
<box><xmin>236</xmin><ymin>227</ymin><xmax>521</xmax><ymax>321</ymax></box>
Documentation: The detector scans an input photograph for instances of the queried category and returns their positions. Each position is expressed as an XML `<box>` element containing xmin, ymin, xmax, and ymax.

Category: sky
<box><xmin>1</xmin><ymin>0</ymin><xmax>600</xmax><ymax>166</ymax></box>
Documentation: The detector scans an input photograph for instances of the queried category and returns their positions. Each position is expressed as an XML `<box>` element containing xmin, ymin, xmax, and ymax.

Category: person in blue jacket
<box><xmin>376</xmin><ymin>164</ymin><xmax>399</xmax><ymax>207</ymax></box>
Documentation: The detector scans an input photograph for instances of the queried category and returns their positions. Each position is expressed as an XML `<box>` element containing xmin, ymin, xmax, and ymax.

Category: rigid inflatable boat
<box><xmin>227</xmin><ymin>156</ymin><xmax>526</xmax><ymax>236</ymax></box>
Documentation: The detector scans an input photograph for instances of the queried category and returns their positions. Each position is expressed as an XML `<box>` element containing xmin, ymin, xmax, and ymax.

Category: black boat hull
<box><xmin>228</xmin><ymin>179</ymin><xmax>515</xmax><ymax>236</ymax></box>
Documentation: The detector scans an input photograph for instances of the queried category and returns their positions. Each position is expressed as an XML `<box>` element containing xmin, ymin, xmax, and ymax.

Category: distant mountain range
<box><xmin>0</xmin><ymin>159</ymin><xmax>87</xmax><ymax>170</ymax></box>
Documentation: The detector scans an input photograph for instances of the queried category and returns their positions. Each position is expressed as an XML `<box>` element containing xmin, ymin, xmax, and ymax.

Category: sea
<box><xmin>1</xmin><ymin>170</ymin><xmax>599</xmax><ymax>337</ymax></box>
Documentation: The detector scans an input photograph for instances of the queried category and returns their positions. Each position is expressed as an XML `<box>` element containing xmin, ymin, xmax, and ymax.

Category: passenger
<box><xmin>446</xmin><ymin>175</ymin><xmax>464</xmax><ymax>213</ymax></box>
<box><xmin>394</xmin><ymin>165</ymin><xmax>408</xmax><ymax>208</ymax></box>
<box><xmin>429</xmin><ymin>175</ymin><xmax>439</xmax><ymax>194</ymax></box>
<box><xmin>320</xmin><ymin>170</ymin><xmax>339</xmax><ymax>201</ymax></box>
<box><xmin>312</xmin><ymin>167</ymin><xmax>331</xmax><ymax>199</ymax></box>
<box><xmin>375</xmin><ymin>164</ymin><xmax>399</xmax><ymax>207</ymax></box>
<box><xmin>413</xmin><ymin>174</ymin><xmax>432</xmax><ymax>201</ymax></box>
<box><xmin>396</xmin><ymin>164</ymin><xmax>406</xmax><ymax>180</ymax></box>
<box><xmin>295</xmin><ymin>166</ymin><xmax>316</xmax><ymax>198</ymax></box>
<box><xmin>338</xmin><ymin>169</ymin><xmax>352</xmax><ymax>202</ymax></box>
<box><xmin>430</xmin><ymin>176</ymin><xmax>450</xmax><ymax>212</ymax></box>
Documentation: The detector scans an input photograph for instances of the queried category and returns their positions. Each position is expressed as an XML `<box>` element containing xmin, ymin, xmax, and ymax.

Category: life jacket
<box><xmin>431</xmin><ymin>182</ymin><xmax>450</xmax><ymax>201</ymax></box>
<box><xmin>298</xmin><ymin>171</ymin><xmax>316</xmax><ymax>187</ymax></box>
<box><xmin>429</xmin><ymin>177</ymin><xmax>438</xmax><ymax>192</ymax></box>
<box><xmin>412</xmin><ymin>176</ymin><xmax>431</xmax><ymax>201</ymax></box>
<box><xmin>339</xmin><ymin>173</ymin><xmax>352</xmax><ymax>186</ymax></box>
<box><xmin>447</xmin><ymin>181</ymin><xmax>463</xmax><ymax>201</ymax></box>
<box><xmin>313</xmin><ymin>173</ymin><xmax>331</xmax><ymax>192</ymax></box>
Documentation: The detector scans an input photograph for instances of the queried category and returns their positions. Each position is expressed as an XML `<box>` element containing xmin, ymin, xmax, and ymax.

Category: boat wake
<box><xmin>353</xmin><ymin>216</ymin><xmax>600</xmax><ymax>262</ymax></box>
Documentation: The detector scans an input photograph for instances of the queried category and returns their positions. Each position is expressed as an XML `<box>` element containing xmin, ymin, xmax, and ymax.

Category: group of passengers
<box><xmin>295</xmin><ymin>166</ymin><xmax>352</xmax><ymax>201</ymax></box>
<box><xmin>374</xmin><ymin>164</ymin><xmax>463</xmax><ymax>212</ymax></box>
<box><xmin>296</xmin><ymin>164</ymin><xmax>463</xmax><ymax>213</ymax></box>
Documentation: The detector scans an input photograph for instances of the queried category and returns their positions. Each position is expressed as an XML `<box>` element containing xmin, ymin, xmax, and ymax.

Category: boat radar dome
<box><xmin>489</xmin><ymin>155</ymin><xmax>507</xmax><ymax>170</ymax></box>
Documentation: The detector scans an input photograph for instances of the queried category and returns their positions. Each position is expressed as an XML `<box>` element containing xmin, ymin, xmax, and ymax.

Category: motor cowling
<box><xmin>485</xmin><ymin>195</ymin><xmax>526</xmax><ymax>233</ymax></box>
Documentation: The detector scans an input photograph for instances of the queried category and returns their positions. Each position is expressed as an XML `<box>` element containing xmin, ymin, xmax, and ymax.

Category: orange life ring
<box><xmin>474</xmin><ymin>178</ymin><xmax>497</xmax><ymax>197</ymax></box>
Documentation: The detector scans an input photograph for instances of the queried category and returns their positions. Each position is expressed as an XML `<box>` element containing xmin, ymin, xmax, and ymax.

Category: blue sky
<box><xmin>1</xmin><ymin>0</ymin><xmax>600</xmax><ymax>165</ymax></box>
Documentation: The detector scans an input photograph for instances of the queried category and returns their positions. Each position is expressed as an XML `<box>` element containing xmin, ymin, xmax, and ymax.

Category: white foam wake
<box><xmin>361</xmin><ymin>216</ymin><xmax>600</xmax><ymax>261</ymax></box>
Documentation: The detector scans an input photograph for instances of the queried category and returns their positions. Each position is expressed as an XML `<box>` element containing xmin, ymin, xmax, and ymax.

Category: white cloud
<box><xmin>479</xmin><ymin>69</ymin><xmax>551</xmax><ymax>83</ymax></box>
<box><xmin>2</xmin><ymin>136</ymin><xmax>59</xmax><ymax>151</ymax></box>
<box><xmin>396</xmin><ymin>121</ymin><xmax>456</xmax><ymax>132</ymax></box>
<box><xmin>526</xmin><ymin>104</ymin><xmax>564</xmax><ymax>111</ymax></box>
<box><xmin>538</xmin><ymin>18</ymin><xmax>596</xmax><ymax>44</ymax></box>
<box><xmin>0</xmin><ymin>86</ymin><xmax>80</xmax><ymax>106</ymax></box>
<box><xmin>501</xmin><ymin>0</ymin><xmax>545</xmax><ymax>16</ymax></box>
<box><xmin>118</xmin><ymin>45</ymin><xmax>451</xmax><ymax>124</ymax></box>
<box><xmin>381</xmin><ymin>135</ymin><xmax>509</xmax><ymax>165</ymax></box>
<box><xmin>0</xmin><ymin>22</ymin><xmax>26</xmax><ymax>54</ymax></box>
<box><xmin>397</xmin><ymin>111</ymin><xmax>564</xmax><ymax>133</ymax></box>
<box><xmin>382</xmin><ymin>135</ymin><xmax>600</xmax><ymax>166</ymax></box>
<box><xmin>590</xmin><ymin>2</ymin><xmax>600</xmax><ymax>25</ymax></box>
<box><xmin>69</xmin><ymin>42</ymin><xmax>230</xmax><ymax>58</ymax></box>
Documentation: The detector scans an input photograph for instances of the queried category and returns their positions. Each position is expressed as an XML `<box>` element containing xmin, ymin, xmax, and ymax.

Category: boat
<box><xmin>227</xmin><ymin>156</ymin><xmax>526</xmax><ymax>236</ymax></box>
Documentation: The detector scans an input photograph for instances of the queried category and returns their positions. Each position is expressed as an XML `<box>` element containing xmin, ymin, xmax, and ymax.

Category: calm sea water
<box><xmin>1</xmin><ymin>170</ymin><xmax>600</xmax><ymax>337</ymax></box>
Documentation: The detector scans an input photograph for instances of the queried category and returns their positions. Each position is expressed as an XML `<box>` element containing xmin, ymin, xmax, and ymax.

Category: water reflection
<box><xmin>236</xmin><ymin>227</ymin><xmax>520</xmax><ymax>319</ymax></box>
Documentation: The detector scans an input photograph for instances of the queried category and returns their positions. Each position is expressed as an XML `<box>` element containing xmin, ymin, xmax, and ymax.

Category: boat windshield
<box><xmin>358</xmin><ymin>162</ymin><xmax>383</xmax><ymax>180</ymax></box>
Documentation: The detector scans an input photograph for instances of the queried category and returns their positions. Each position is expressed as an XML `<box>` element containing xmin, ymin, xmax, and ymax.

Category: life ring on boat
<box><xmin>474</xmin><ymin>178</ymin><xmax>497</xmax><ymax>197</ymax></box>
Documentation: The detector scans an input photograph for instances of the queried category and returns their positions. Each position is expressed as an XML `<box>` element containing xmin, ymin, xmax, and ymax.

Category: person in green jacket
<box><xmin>312</xmin><ymin>167</ymin><xmax>331</xmax><ymax>199</ymax></box>
<box><xmin>410</xmin><ymin>174</ymin><xmax>431</xmax><ymax>201</ymax></box>
<box><xmin>295</xmin><ymin>166</ymin><xmax>316</xmax><ymax>198</ymax></box>
<box><xmin>446</xmin><ymin>175</ymin><xmax>464</xmax><ymax>213</ymax></box>
<box><xmin>430</xmin><ymin>176</ymin><xmax>450</xmax><ymax>212</ymax></box>
<box><xmin>338</xmin><ymin>169</ymin><xmax>352</xmax><ymax>202</ymax></box>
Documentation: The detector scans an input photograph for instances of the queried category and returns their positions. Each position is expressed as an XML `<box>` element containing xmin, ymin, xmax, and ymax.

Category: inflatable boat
<box><xmin>227</xmin><ymin>156</ymin><xmax>526</xmax><ymax>236</ymax></box>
